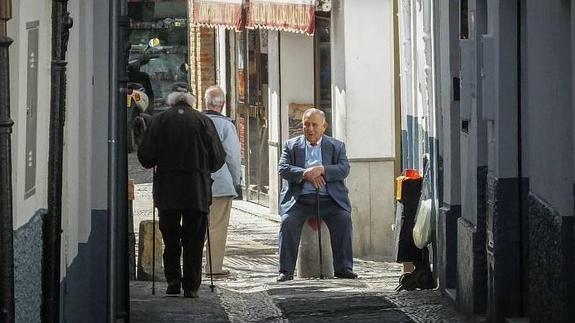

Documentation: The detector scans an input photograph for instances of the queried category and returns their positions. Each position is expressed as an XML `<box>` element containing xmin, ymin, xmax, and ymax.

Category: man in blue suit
<box><xmin>277</xmin><ymin>108</ymin><xmax>357</xmax><ymax>282</ymax></box>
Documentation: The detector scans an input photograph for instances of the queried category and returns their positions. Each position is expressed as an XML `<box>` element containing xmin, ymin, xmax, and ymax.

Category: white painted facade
<box><xmin>332</xmin><ymin>0</ymin><xmax>398</xmax><ymax>260</ymax></box>
<box><xmin>278</xmin><ymin>32</ymin><xmax>315</xmax><ymax>142</ymax></box>
<box><xmin>7</xmin><ymin>0</ymin><xmax>108</xmax><ymax>320</ymax></box>
<box><xmin>397</xmin><ymin>0</ymin><xmax>438</xmax><ymax>172</ymax></box>
<box><xmin>8</xmin><ymin>0</ymin><xmax>98</xmax><ymax>260</ymax></box>
<box><xmin>337</xmin><ymin>0</ymin><xmax>396</xmax><ymax>159</ymax></box>
<box><xmin>8</xmin><ymin>0</ymin><xmax>52</xmax><ymax>229</ymax></box>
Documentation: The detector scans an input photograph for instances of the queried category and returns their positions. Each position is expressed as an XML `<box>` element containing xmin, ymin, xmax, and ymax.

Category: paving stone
<box><xmin>219</xmin><ymin>289</ymin><xmax>285</xmax><ymax>322</ymax></box>
<box><xmin>130</xmin><ymin>281</ymin><xmax>228</xmax><ymax>322</ymax></box>
<box><xmin>128</xmin><ymin>152</ymin><xmax>153</xmax><ymax>184</ymax></box>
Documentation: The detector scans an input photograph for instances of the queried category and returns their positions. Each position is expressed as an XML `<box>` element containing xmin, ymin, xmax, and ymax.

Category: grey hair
<box><xmin>302</xmin><ymin>108</ymin><xmax>326</xmax><ymax>123</ymax></box>
<box><xmin>166</xmin><ymin>91</ymin><xmax>196</xmax><ymax>107</ymax></box>
<box><xmin>204</xmin><ymin>85</ymin><xmax>226</xmax><ymax>110</ymax></box>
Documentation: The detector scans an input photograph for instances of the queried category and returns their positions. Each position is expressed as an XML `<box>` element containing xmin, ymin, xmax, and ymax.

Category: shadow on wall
<box><xmin>62</xmin><ymin>210</ymin><xmax>108</xmax><ymax>323</ymax></box>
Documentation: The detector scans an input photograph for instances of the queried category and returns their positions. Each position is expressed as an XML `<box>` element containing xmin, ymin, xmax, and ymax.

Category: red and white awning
<box><xmin>248</xmin><ymin>0</ymin><xmax>316</xmax><ymax>35</ymax></box>
<box><xmin>191</xmin><ymin>0</ymin><xmax>244</xmax><ymax>30</ymax></box>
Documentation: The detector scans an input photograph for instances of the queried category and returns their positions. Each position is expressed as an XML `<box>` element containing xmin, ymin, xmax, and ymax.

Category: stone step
<box><xmin>297</xmin><ymin>219</ymin><xmax>334</xmax><ymax>278</ymax></box>
<box><xmin>137</xmin><ymin>219</ymin><xmax>165</xmax><ymax>281</ymax></box>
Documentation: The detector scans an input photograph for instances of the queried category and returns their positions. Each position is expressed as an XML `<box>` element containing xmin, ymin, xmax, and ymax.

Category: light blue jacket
<box><xmin>205</xmin><ymin>111</ymin><xmax>241</xmax><ymax>197</ymax></box>
<box><xmin>278</xmin><ymin>135</ymin><xmax>351</xmax><ymax>216</ymax></box>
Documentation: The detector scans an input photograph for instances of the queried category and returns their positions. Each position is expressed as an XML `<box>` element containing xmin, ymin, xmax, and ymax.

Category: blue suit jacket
<box><xmin>278</xmin><ymin>135</ymin><xmax>351</xmax><ymax>215</ymax></box>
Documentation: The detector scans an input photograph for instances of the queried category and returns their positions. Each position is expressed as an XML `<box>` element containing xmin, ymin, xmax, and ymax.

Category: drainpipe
<box><xmin>41</xmin><ymin>0</ymin><xmax>73</xmax><ymax>322</ymax></box>
<box><xmin>0</xmin><ymin>0</ymin><xmax>14</xmax><ymax>322</ymax></box>
<box><xmin>108</xmin><ymin>0</ymin><xmax>130</xmax><ymax>321</ymax></box>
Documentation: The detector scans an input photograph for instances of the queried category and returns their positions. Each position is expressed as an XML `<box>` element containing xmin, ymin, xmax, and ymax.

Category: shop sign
<box><xmin>191</xmin><ymin>0</ymin><xmax>244</xmax><ymax>30</ymax></box>
<box><xmin>288</xmin><ymin>103</ymin><xmax>314</xmax><ymax>137</ymax></box>
<box><xmin>248</xmin><ymin>0</ymin><xmax>316</xmax><ymax>35</ymax></box>
<box><xmin>238</xmin><ymin>116</ymin><xmax>246</xmax><ymax>160</ymax></box>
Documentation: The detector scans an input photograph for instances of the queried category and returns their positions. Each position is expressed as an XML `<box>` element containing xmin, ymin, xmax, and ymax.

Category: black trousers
<box><xmin>158</xmin><ymin>209</ymin><xmax>207</xmax><ymax>291</ymax></box>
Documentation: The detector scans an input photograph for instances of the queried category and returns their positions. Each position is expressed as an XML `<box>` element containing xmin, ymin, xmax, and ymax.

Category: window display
<box><xmin>128</xmin><ymin>0</ymin><xmax>189</xmax><ymax>112</ymax></box>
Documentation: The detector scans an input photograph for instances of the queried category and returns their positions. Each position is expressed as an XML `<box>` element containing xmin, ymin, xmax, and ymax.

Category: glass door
<box><xmin>235</xmin><ymin>30</ymin><xmax>269</xmax><ymax>206</ymax></box>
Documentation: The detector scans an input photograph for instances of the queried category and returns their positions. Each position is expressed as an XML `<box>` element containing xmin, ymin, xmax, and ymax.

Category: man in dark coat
<box><xmin>137</xmin><ymin>88</ymin><xmax>226</xmax><ymax>298</ymax></box>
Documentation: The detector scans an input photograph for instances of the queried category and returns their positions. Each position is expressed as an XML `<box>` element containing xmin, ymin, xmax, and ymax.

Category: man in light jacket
<box><xmin>202</xmin><ymin>85</ymin><xmax>242</xmax><ymax>276</ymax></box>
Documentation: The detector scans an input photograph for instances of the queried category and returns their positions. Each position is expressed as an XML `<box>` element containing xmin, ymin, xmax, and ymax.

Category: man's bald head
<box><xmin>302</xmin><ymin>108</ymin><xmax>327</xmax><ymax>145</ymax></box>
<box><xmin>302</xmin><ymin>108</ymin><xmax>326</xmax><ymax>124</ymax></box>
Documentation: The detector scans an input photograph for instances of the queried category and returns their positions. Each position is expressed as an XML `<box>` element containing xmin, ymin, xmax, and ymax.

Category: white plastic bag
<box><xmin>412</xmin><ymin>198</ymin><xmax>432</xmax><ymax>249</ymax></box>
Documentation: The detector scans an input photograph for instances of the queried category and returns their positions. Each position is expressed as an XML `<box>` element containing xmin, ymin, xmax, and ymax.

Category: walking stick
<box><xmin>152</xmin><ymin>167</ymin><xmax>156</xmax><ymax>295</ymax></box>
<box><xmin>205</xmin><ymin>214</ymin><xmax>215</xmax><ymax>292</ymax></box>
<box><xmin>316</xmin><ymin>188</ymin><xmax>324</xmax><ymax>279</ymax></box>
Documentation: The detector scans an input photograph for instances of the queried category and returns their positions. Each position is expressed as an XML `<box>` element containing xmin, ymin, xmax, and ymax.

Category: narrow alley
<box><xmin>129</xmin><ymin>158</ymin><xmax>469</xmax><ymax>322</ymax></box>
<box><xmin>4</xmin><ymin>1</ymin><xmax>574</xmax><ymax>322</ymax></box>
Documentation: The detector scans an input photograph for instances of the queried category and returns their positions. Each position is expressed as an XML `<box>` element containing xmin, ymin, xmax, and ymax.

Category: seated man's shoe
<box><xmin>334</xmin><ymin>269</ymin><xmax>358</xmax><ymax>279</ymax></box>
<box><xmin>276</xmin><ymin>272</ymin><xmax>294</xmax><ymax>282</ymax></box>
<box><xmin>183</xmin><ymin>290</ymin><xmax>199</xmax><ymax>298</ymax></box>
<box><xmin>166</xmin><ymin>280</ymin><xmax>181</xmax><ymax>295</ymax></box>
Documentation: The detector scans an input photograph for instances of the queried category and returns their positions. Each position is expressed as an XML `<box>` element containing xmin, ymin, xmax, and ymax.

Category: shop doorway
<box><xmin>314</xmin><ymin>15</ymin><xmax>332</xmax><ymax>135</ymax></box>
<box><xmin>234</xmin><ymin>30</ymin><xmax>270</xmax><ymax>207</ymax></box>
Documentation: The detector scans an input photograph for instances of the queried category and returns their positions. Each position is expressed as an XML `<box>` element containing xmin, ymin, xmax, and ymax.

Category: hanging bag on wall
<box><xmin>413</xmin><ymin>155</ymin><xmax>432</xmax><ymax>249</ymax></box>
<box><xmin>413</xmin><ymin>199</ymin><xmax>432</xmax><ymax>249</ymax></box>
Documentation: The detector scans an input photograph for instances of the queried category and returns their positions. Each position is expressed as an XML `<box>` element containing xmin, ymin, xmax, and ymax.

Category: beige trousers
<box><xmin>204</xmin><ymin>196</ymin><xmax>233</xmax><ymax>274</ymax></box>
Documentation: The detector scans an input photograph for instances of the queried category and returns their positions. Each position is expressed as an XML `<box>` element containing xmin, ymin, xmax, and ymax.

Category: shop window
<box><xmin>236</xmin><ymin>31</ymin><xmax>246</xmax><ymax>103</ymax></box>
<box><xmin>232</xmin><ymin>30</ymin><xmax>270</xmax><ymax>206</ymax></box>
<box><xmin>127</xmin><ymin>0</ymin><xmax>189</xmax><ymax>111</ymax></box>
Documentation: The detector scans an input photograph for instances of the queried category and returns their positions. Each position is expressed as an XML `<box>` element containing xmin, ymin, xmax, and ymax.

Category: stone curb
<box><xmin>231</xmin><ymin>200</ymin><xmax>280</xmax><ymax>223</ymax></box>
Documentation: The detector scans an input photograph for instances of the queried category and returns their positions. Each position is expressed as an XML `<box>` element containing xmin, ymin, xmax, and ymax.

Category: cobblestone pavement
<box><xmin>131</xmin><ymin>281</ymin><xmax>228</xmax><ymax>323</ymax></box>
<box><xmin>129</xmin><ymin>170</ymin><xmax>473</xmax><ymax>322</ymax></box>
<box><xmin>129</xmin><ymin>152</ymin><xmax>153</xmax><ymax>184</ymax></box>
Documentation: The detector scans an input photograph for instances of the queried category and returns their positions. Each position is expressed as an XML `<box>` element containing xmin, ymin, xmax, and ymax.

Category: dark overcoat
<box><xmin>137</xmin><ymin>103</ymin><xmax>226</xmax><ymax>212</ymax></box>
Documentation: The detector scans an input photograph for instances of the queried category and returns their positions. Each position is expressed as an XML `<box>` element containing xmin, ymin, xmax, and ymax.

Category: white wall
<box><xmin>341</xmin><ymin>0</ymin><xmax>395</xmax><ymax>159</ymax></box>
<box><xmin>7</xmin><ymin>1</ymin><xmax>107</xmax><ymax>319</ymax></box>
<box><xmin>279</xmin><ymin>31</ymin><xmax>315</xmax><ymax>141</ymax></box>
<box><xmin>62</xmin><ymin>0</ymin><xmax>96</xmax><ymax>265</ymax></box>
<box><xmin>331</xmin><ymin>0</ymin><xmax>346</xmax><ymax>140</ymax></box>
<box><xmin>9</xmin><ymin>0</ymin><xmax>52</xmax><ymax>229</ymax></box>
<box><xmin>330</xmin><ymin>0</ymin><xmax>397</xmax><ymax>259</ymax></box>
<box><xmin>91</xmin><ymin>0</ymin><xmax>109</xmax><ymax>211</ymax></box>
<box><xmin>7</xmin><ymin>0</ymin><xmax>98</xmax><ymax>286</ymax></box>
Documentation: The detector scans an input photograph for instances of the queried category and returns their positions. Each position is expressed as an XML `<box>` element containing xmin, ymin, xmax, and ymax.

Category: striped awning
<box><xmin>247</xmin><ymin>0</ymin><xmax>316</xmax><ymax>35</ymax></box>
<box><xmin>191</xmin><ymin>0</ymin><xmax>244</xmax><ymax>30</ymax></box>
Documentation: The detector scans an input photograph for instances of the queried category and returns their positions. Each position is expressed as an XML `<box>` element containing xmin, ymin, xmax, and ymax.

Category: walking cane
<box><xmin>316</xmin><ymin>188</ymin><xmax>324</xmax><ymax>279</ymax></box>
<box><xmin>152</xmin><ymin>167</ymin><xmax>156</xmax><ymax>295</ymax></box>
<box><xmin>205</xmin><ymin>214</ymin><xmax>215</xmax><ymax>292</ymax></box>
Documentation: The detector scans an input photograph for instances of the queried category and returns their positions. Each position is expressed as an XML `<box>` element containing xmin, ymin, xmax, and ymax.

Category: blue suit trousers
<box><xmin>278</xmin><ymin>194</ymin><xmax>353</xmax><ymax>274</ymax></box>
